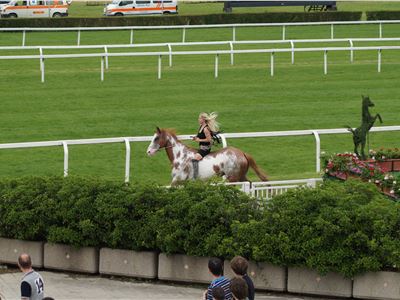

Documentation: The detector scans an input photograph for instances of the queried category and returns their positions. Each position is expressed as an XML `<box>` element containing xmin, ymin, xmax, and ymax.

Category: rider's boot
<box><xmin>192</xmin><ymin>159</ymin><xmax>199</xmax><ymax>179</ymax></box>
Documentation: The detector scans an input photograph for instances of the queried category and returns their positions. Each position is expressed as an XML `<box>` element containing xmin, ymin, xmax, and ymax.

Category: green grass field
<box><xmin>0</xmin><ymin>22</ymin><xmax>400</xmax><ymax>184</ymax></box>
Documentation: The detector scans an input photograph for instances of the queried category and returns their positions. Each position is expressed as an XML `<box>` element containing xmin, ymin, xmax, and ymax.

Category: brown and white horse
<box><xmin>146</xmin><ymin>127</ymin><xmax>268</xmax><ymax>185</ymax></box>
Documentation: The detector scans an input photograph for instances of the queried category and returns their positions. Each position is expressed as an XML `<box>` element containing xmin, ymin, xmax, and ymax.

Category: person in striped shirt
<box><xmin>204</xmin><ymin>257</ymin><xmax>232</xmax><ymax>300</ymax></box>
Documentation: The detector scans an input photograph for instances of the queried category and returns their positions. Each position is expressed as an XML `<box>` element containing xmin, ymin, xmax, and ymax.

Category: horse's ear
<box><xmin>156</xmin><ymin>127</ymin><xmax>161</xmax><ymax>134</ymax></box>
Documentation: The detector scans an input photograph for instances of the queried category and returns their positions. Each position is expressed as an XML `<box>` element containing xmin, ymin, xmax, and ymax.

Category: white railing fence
<box><xmin>0</xmin><ymin>126</ymin><xmax>399</xmax><ymax>183</ymax></box>
<box><xmin>2</xmin><ymin>36</ymin><xmax>400</xmax><ymax>68</ymax></box>
<box><xmin>1</xmin><ymin>20</ymin><xmax>400</xmax><ymax>46</ymax></box>
<box><xmin>225</xmin><ymin>178</ymin><xmax>322</xmax><ymax>201</ymax></box>
<box><xmin>1</xmin><ymin>45</ymin><xmax>400</xmax><ymax>82</ymax></box>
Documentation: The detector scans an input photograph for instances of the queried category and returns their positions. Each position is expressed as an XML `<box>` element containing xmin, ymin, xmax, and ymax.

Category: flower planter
<box><xmin>44</xmin><ymin>243</ymin><xmax>99</xmax><ymax>274</ymax></box>
<box><xmin>287</xmin><ymin>267</ymin><xmax>352</xmax><ymax>298</ymax></box>
<box><xmin>99</xmin><ymin>248</ymin><xmax>158</xmax><ymax>279</ymax></box>
<box><xmin>158</xmin><ymin>253</ymin><xmax>214</xmax><ymax>284</ymax></box>
<box><xmin>375</xmin><ymin>159</ymin><xmax>400</xmax><ymax>172</ymax></box>
<box><xmin>0</xmin><ymin>237</ymin><xmax>43</xmax><ymax>268</ymax></box>
<box><xmin>353</xmin><ymin>271</ymin><xmax>400</xmax><ymax>300</ymax></box>
<box><xmin>223</xmin><ymin>260</ymin><xmax>286</xmax><ymax>292</ymax></box>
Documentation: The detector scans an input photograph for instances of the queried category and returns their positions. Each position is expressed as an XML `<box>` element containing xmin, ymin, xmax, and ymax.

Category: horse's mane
<box><xmin>161</xmin><ymin>128</ymin><xmax>197</xmax><ymax>151</ymax></box>
<box><xmin>162</xmin><ymin>128</ymin><xmax>177</xmax><ymax>138</ymax></box>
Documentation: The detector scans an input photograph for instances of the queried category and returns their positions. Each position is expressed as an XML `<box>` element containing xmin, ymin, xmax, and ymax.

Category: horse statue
<box><xmin>346</xmin><ymin>95</ymin><xmax>383</xmax><ymax>160</ymax></box>
<box><xmin>146</xmin><ymin>127</ymin><xmax>268</xmax><ymax>185</ymax></box>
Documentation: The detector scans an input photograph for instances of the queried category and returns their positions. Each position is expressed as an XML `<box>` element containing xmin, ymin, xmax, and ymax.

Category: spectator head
<box><xmin>17</xmin><ymin>253</ymin><xmax>32</xmax><ymax>271</ymax></box>
<box><xmin>230</xmin><ymin>256</ymin><xmax>249</xmax><ymax>276</ymax></box>
<box><xmin>43</xmin><ymin>298</ymin><xmax>55</xmax><ymax>300</ymax></box>
<box><xmin>211</xmin><ymin>286</ymin><xmax>225</xmax><ymax>300</ymax></box>
<box><xmin>208</xmin><ymin>257</ymin><xmax>223</xmax><ymax>277</ymax></box>
<box><xmin>230</xmin><ymin>277</ymin><xmax>248</xmax><ymax>300</ymax></box>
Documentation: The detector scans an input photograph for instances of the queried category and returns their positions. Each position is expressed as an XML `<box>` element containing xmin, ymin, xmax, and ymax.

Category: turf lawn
<box><xmin>0</xmin><ymin>21</ymin><xmax>399</xmax><ymax>184</ymax></box>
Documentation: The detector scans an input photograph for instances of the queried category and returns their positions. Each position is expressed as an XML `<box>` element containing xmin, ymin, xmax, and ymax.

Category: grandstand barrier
<box><xmin>0</xmin><ymin>126</ymin><xmax>399</xmax><ymax>183</ymax></box>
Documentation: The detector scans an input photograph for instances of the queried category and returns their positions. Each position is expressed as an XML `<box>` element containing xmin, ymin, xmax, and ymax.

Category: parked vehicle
<box><xmin>104</xmin><ymin>0</ymin><xmax>177</xmax><ymax>17</ymax></box>
<box><xmin>0</xmin><ymin>0</ymin><xmax>69</xmax><ymax>18</ymax></box>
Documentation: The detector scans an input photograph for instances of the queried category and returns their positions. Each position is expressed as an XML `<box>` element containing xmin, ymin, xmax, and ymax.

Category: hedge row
<box><xmin>0</xmin><ymin>176</ymin><xmax>399</xmax><ymax>277</ymax></box>
<box><xmin>0</xmin><ymin>12</ymin><xmax>362</xmax><ymax>28</ymax></box>
<box><xmin>366</xmin><ymin>11</ymin><xmax>400</xmax><ymax>20</ymax></box>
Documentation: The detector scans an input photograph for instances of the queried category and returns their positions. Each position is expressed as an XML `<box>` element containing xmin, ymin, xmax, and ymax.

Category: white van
<box><xmin>104</xmin><ymin>0</ymin><xmax>177</xmax><ymax>17</ymax></box>
<box><xmin>0</xmin><ymin>0</ymin><xmax>69</xmax><ymax>18</ymax></box>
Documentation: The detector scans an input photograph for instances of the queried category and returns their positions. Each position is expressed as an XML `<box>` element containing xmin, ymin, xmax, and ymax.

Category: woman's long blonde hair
<box><xmin>199</xmin><ymin>112</ymin><xmax>220</xmax><ymax>133</ymax></box>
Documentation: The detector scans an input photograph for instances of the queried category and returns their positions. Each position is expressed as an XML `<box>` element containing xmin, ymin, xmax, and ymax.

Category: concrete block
<box><xmin>158</xmin><ymin>253</ymin><xmax>214</xmax><ymax>284</ymax></box>
<box><xmin>288</xmin><ymin>267</ymin><xmax>352</xmax><ymax>298</ymax></box>
<box><xmin>224</xmin><ymin>260</ymin><xmax>286</xmax><ymax>291</ymax></box>
<box><xmin>0</xmin><ymin>238</ymin><xmax>43</xmax><ymax>268</ymax></box>
<box><xmin>353</xmin><ymin>271</ymin><xmax>400</xmax><ymax>300</ymax></box>
<box><xmin>99</xmin><ymin>248</ymin><xmax>158</xmax><ymax>279</ymax></box>
<box><xmin>44</xmin><ymin>243</ymin><xmax>98</xmax><ymax>274</ymax></box>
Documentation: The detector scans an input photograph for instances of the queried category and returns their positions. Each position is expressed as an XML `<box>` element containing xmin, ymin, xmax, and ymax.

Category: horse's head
<box><xmin>146</xmin><ymin>127</ymin><xmax>169</xmax><ymax>156</ymax></box>
<box><xmin>362</xmin><ymin>95</ymin><xmax>374</xmax><ymax>107</ymax></box>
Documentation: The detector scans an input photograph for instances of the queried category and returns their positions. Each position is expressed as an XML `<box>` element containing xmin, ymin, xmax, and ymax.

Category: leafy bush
<box><xmin>152</xmin><ymin>181</ymin><xmax>261</xmax><ymax>256</ymax></box>
<box><xmin>0</xmin><ymin>176</ymin><xmax>398</xmax><ymax>277</ymax></box>
<box><xmin>366</xmin><ymin>11</ymin><xmax>400</xmax><ymax>20</ymax></box>
<box><xmin>225</xmin><ymin>180</ymin><xmax>400</xmax><ymax>277</ymax></box>
<box><xmin>0</xmin><ymin>177</ymin><xmax>62</xmax><ymax>241</ymax></box>
<box><xmin>0</xmin><ymin>12</ymin><xmax>362</xmax><ymax>28</ymax></box>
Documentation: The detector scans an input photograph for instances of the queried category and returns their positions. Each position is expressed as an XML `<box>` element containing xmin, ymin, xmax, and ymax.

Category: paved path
<box><xmin>0</xmin><ymin>270</ymin><xmax>336</xmax><ymax>300</ymax></box>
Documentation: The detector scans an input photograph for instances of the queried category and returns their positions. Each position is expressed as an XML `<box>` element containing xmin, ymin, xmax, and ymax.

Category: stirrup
<box><xmin>192</xmin><ymin>159</ymin><xmax>199</xmax><ymax>179</ymax></box>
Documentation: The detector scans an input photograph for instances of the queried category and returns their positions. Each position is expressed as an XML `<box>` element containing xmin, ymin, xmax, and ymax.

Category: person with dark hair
<box><xmin>212</xmin><ymin>286</ymin><xmax>225</xmax><ymax>300</ymax></box>
<box><xmin>230</xmin><ymin>256</ymin><xmax>255</xmax><ymax>300</ymax></box>
<box><xmin>18</xmin><ymin>253</ymin><xmax>44</xmax><ymax>300</ymax></box>
<box><xmin>230</xmin><ymin>277</ymin><xmax>248</xmax><ymax>300</ymax></box>
<box><xmin>203</xmin><ymin>257</ymin><xmax>232</xmax><ymax>300</ymax></box>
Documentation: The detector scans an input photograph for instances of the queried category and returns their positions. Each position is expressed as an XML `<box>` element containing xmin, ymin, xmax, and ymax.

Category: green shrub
<box><xmin>366</xmin><ymin>11</ymin><xmax>400</xmax><ymax>20</ymax></box>
<box><xmin>226</xmin><ymin>180</ymin><xmax>400</xmax><ymax>277</ymax></box>
<box><xmin>0</xmin><ymin>176</ymin><xmax>62</xmax><ymax>241</ymax></box>
<box><xmin>0</xmin><ymin>176</ymin><xmax>398</xmax><ymax>277</ymax></box>
<box><xmin>153</xmin><ymin>181</ymin><xmax>260</xmax><ymax>256</ymax></box>
<box><xmin>0</xmin><ymin>12</ymin><xmax>362</xmax><ymax>28</ymax></box>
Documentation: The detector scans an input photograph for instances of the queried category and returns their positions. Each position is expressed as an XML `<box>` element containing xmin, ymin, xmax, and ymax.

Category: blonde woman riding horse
<box><xmin>146</xmin><ymin>127</ymin><xmax>268</xmax><ymax>186</ymax></box>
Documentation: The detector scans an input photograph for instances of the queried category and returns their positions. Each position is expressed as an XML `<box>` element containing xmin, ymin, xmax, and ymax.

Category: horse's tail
<box><xmin>244</xmin><ymin>153</ymin><xmax>268</xmax><ymax>181</ymax></box>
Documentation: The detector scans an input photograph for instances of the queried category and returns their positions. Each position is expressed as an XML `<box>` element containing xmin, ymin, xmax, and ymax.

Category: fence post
<box><xmin>22</xmin><ymin>30</ymin><xmax>26</xmax><ymax>47</ymax></box>
<box><xmin>229</xmin><ymin>41</ymin><xmax>234</xmax><ymax>65</ymax></box>
<box><xmin>130</xmin><ymin>29</ymin><xmax>134</xmax><ymax>44</ymax></box>
<box><xmin>232</xmin><ymin>26</ymin><xmax>236</xmax><ymax>42</ymax></box>
<box><xmin>104</xmin><ymin>46</ymin><xmax>109</xmax><ymax>70</ymax></box>
<box><xmin>168</xmin><ymin>43</ymin><xmax>172</xmax><ymax>67</ymax></box>
<box><xmin>331</xmin><ymin>24</ymin><xmax>334</xmax><ymax>39</ymax></box>
<box><xmin>215</xmin><ymin>53</ymin><xmax>219</xmax><ymax>78</ymax></box>
<box><xmin>378</xmin><ymin>49</ymin><xmax>382</xmax><ymax>73</ymax></box>
<box><xmin>312</xmin><ymin>130</ymin><xmax>321</xmax><ymax>173</ymax></box>
<box><xmin>158</xmin><ymin>55</ymin><xmax>162</xmax><ymax>79</ymax></box>
<box><xmin>379</xmin><ymin>22</ymin><xmax>382</xmax><ymax>38</ymax></box>
<box><xmin>39</xmin><ymin>47</ymin><xmax>45</xmax><ymax>83</ymax></box>
<box><xmin>282</xmin><ymin>25</ymin><xmax>286</xmax><ymax>40</ymax></box>
<box><xmin>349</xmin><ymin>39</ymin><xmax>354</xmax><ymax>63</ymax></box>
<box><xmin>324</xmin><ymin>50</ymin><xmax>328</xmax><ymax>75</ymax></box>
<box><xmin>182</xmin><ymin>27</ymin><xmax>186</xmax><ymax>43</ymax></box>
<box><xmin>101</xmin><ymin>56</ymin><xmax>104</xmax><ymax>81</ymax></box>
<box><xmin>270</xmin><ymin>52</ymin><xmax>274</xmax><ymax>77</ymax></box>
<box><xmin>219</xmin><ymin>133</ymin><xmax>227</xmax><ymax>148</ymax></box>
<box><xmin>124</xmin><ymin>138</ymin><xmax>131</xmax><ymax>183</ymax></box>
<box><xmin>62</xmin><ymin>141</ymin><xmax>69</xmax><ymax>177</ymax></box>
<box><xmin>77</xmin><ymin>29</ymin><xmax>81</xmax><ymax>46</ymax></box>
<box><xmin>290</xmin><ymin>40</ymin><xmax>295</xmax><ymax>64</ymax></box>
